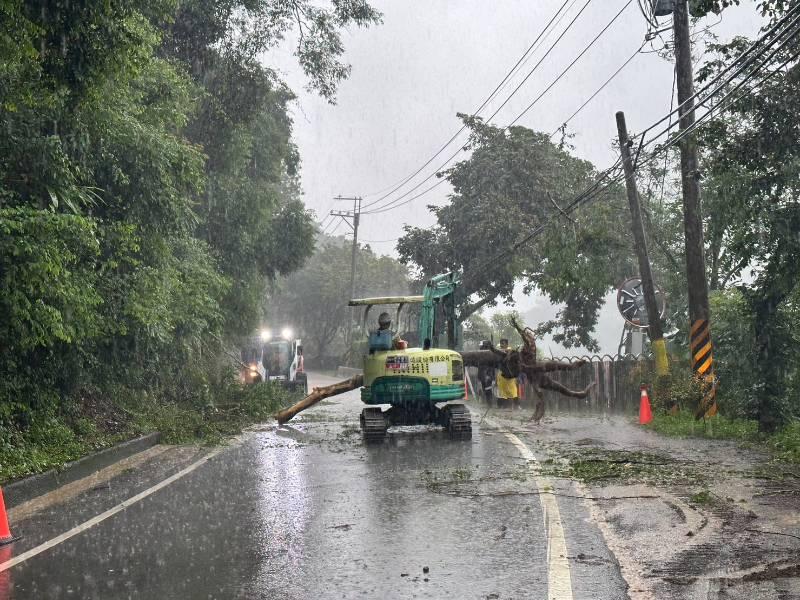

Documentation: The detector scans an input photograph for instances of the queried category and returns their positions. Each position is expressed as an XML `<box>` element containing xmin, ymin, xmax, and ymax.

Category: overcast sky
<box><xmin>266</xmin><ymin>0</ymin><xmax>762</xmax><ymax>354</ymax></box>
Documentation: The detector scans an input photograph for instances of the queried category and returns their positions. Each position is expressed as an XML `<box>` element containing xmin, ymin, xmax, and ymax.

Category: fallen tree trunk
<box><xmin>461</xmin><ymin>350</ymin><xmax>585</xmax><ymax>373</ymax></box>
<box><xmin>462</xmin><ymin>319</ymin><xmax>594</xmax><ymax>423</ymax></box>
<box><xmin>460</xmin><ymin>350</ymin><xmax>504</xmax><ymax>368</ymax></box>
<box><xmin>274</xmin><ymin>374</ymin><xmax>363</xmax><ymax>425</ymax></box>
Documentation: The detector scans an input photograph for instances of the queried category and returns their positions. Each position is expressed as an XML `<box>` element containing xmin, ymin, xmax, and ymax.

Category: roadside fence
<box><xmin>469</xmin><ymin>354</ymin><xmax>652</xmax><ymax>415</ymax></box>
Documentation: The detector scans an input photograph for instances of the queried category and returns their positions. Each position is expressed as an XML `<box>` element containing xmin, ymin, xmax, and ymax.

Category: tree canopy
<box><xmin>0</xmin><ymin>0</ymin><xmax>379</xmax><ymax>427</ymax></box>
<box><xmin>397</xmin><ymin>116</ymin><xmax>636</xmax><ymax>351</ymax></box>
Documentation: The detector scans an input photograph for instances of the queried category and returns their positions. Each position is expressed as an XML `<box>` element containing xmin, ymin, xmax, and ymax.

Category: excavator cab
<box><xmin>348</xmin><ymin>272</ymin><xmax>471</xmax><ymax>441</ymax></box>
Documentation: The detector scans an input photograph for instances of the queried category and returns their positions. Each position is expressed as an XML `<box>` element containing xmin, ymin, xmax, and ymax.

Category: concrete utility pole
<box><xmin>672</xmin><ymin>0</ymin><xmax>716</xmax><ymax>413</ymax></box>
<box><xmin>673</xmin><ymin>0</ymin><xmax>710</xmax><ymax>325</ymax></box>
<box><xmin>616</xmin><ymin>111</ymin><xmax>669</xmax><ymax>376</ymax></box>
<box><xmin>330</xmin><ymin>196</ymin><xmax>362</xmax><ymax>344</ymax></box>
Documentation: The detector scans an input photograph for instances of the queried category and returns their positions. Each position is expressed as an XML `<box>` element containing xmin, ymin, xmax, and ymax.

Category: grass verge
<box><xmin>648</xmin><ymin>412</ymin><xmax>800</xmax><ymax>464</ymax></box>
<box><xmin>0</xmin><ymin>382</ymin><xmax>297</xmax><ymax>484</ymax></box>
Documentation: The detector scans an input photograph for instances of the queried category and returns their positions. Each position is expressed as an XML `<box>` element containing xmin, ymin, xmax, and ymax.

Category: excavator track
<box><xmin>360</xmin><ymin>407</ymin><xmax>387</xmax><ymax>442</ymax></box>
<box><xmin>444</xmin><ymin>404</ymin><xmax>472</xmax><ymax>440</ymax></box>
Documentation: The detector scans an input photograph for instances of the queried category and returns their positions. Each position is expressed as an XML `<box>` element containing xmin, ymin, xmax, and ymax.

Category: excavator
<box><xmin>274</xmin><ymin>271</ymin><xmax>592</xmax><ymax>442</ymax></box>
<box><xmin>349</xmin><ymin>272</ymin><xmax>471</xmax><ymax>440</ymax></box>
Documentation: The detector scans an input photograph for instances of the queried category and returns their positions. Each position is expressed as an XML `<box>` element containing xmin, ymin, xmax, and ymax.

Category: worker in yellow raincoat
<box><xmin>495</xmin><ymin>338</ymin><xmax>520</xmax><ymax>409</ymax></box>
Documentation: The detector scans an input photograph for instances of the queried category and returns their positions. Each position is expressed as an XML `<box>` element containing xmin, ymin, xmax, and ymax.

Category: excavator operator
<box><xmin>369</xmin><ymin>312</ymin><xmax>404</xmax><ymax>352</ymax></box>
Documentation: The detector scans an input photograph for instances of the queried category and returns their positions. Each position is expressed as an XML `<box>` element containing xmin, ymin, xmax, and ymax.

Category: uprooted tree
<box><xmin>396</xmin><ymin>116</ymin><xmax>635</xmax><ymax>352</ymax></box>
<box><xmin>460</xmin><ymin>318</ymin><xmax>594</xmax><ymax>423</ymax></box>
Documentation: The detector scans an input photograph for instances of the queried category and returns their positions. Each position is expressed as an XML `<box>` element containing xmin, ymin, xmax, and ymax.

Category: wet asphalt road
<box><xmin>3</xmin><ymin>373</ymin><xmax>628</xmax><ymax>599</ymax></box>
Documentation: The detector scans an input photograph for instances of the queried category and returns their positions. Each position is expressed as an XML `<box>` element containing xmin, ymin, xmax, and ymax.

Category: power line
<box><xmin>445</xmin><ymin>8</ymin><xmax>800</xmax><ymax>297</ymax></box>
<box><xmin>632</xmin><ymin>14</ymin><xmax>800</xmax><ymax>173</ymax></box>
<box><xmin>370</xmin><ymin>0</ymin><xmax>780</xmax><ymax>221</ymax></box>
<box><xmin>657</xmin><ymin>64</ymin><xmax>677</xmax><ymax>207</ymax></box>
<box><xmin>360</xmin><ymin>237</ymin><xmax>401</xmax><ymax>244</ymax></box>
<box><xmin>624</xmin><ymin>26</ymin><xmax>800</xmax><ymax>193</ymax></box>
<box><xmin>325</xmin><ymin>219</ymin><xmax>343</xmax><ymax>236</ymax></box>
<box><xmin>489</xmin><ymin>0</ymin><xmax>584</xmax><ymax>102</ymax></box>
<box><xmin>464</xmin><ymin>22</ymin><xmax>800</xmax><ymax>286</ymax></box>
<box><xmin>507</xmin><ymin>0</ymin><xmax>635</xmax><ymax>128</ymax></box>
<box><xmin>482</xmin><ymin>0</ymin><xmax>596</xmax><ymax>124</ymax></box>
<box><xmin>362</xmin><ymin>0</ymin><xmax>599</xmax><ymax>214</ymax></box>
<box><xmin>636</xmin><ymin>0</ymin><xmax>659</xmax><ymax>29</ymax></box>
<box><xmin>358</xmin><ymin>0</ymin><xmax>576</xmax><ymax>207</ymax></box>
<box><xmin>363</xmin><ymin>178</ymin><xmax>448</xmax><ymax>215</ymax></box>
<box><xmin>637</xmin><ymin>2</ymin><xmax>800</xmax><ymax>143</ymax></box>
<box><xmin>650</xmin><ymin>36</ymin><xmax>800</xmax><ymax>162</ymax></box>
<box><xmin>550</xmin><ymin>40</ymin><xmax>646</xmax><ymax>138</ymax></box>
<box><xmin>364</xmin><ymin>0</ymin><xmax>632</xmax><ymax>215</ymax></box>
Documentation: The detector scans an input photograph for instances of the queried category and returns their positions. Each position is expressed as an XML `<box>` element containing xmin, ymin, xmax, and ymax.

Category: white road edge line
<box><xmin>484</xmin><ymin>417</ymin><xmax>574</xmax><ymax>600</ymax></box>
<box><xmin>0</xmin><ymin>440</ymin><xmax>237</xmax><ymax>573</ymax></box>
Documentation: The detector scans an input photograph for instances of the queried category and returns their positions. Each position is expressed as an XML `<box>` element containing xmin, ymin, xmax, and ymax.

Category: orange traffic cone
<box><xmin>0</xmin><ymin>544</ymin><xmax>12</xmax><ymax>600</ymax></box>
<box><xmin>0</xmin><ymin>489</ymin><xmax>18</xmax><ymax>546</ymax></box>
<box><xmin>639</xmin><ymin>384</ymin><xmax>653</xmax><ymax>425</ymax></box>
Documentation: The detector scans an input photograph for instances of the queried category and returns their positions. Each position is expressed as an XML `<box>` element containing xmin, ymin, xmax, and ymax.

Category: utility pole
<box><xmin>330</xmin><ymin>195</ymin><xmax>362</xmax><ymax>345</ymax></box>
<box><xmin>616</xmin><ymin>111</ymin><xmax>669</xmax><ymax>376</ymax></box>
<box><xmin>671</xmin><ymin>0</ymin><xmax>716</xmax><ymax>414</ymax></box>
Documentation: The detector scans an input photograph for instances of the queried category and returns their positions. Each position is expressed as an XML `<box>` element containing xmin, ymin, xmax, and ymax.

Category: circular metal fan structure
<box><xmin>616</xmin><ymin>277</ymin><xmax>666</xmax><ymax>328</ymax></box>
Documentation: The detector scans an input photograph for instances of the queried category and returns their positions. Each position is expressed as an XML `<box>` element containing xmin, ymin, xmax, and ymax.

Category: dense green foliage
<box><xmin>398</xmin><ymin>116</ymin><xmax>635</xmax><ymax>352</ymax></box>
<box><xmin>0</xmin><ymin>0</ymin><xmax>378</xmax><ymax>480</ymax></box>
<box><xmin>693</xmin><ymin>23</ymin><xmax>800</xmax><ymax>430</ymax></box>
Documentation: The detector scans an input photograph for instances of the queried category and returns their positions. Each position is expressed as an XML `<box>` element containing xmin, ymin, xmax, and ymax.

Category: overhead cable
<box><xmin>365</xmin><ymin>0</ymin><xmax>633</xmax><ymax>215</ymax></box>
<box><xmin>483</xmin><ymin>0</ymin><xmax>596</xmax><ymax>124</ymax></box>
<box><xmin>358</xmin><ymin>0</ymin><xmax>576</xmax><ymax>207</ymax></box>
<box><xmin>550</xmin><ymin>39</ymin><xmax>646</xmax><ymax>138</ymax></box>
<box><xmin>507</xmin><ymin>0</ymin><xmax>635</xmax><ymax>128</ymax></box>
<box><xmin>638</xmin><ymin>2</ymin><xmax>800</xmax><ymax>141</ymax></box>
<box><xmin>458</xmin><ymin>11</ymin><xmax>800</xmax><ymax>292</ymax></box>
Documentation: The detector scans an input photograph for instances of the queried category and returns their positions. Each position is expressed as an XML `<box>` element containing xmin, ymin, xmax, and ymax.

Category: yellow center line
<box><xmin>484</xmin><ymin>418</ymin><xmax>574</xmax><ymax>600</ymax></box>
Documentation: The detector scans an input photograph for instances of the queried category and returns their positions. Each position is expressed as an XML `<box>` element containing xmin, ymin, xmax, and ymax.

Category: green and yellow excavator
<box><xmin>273</xmin><ymin>272</ymin><xmax>470</xmax><ymax>440</ymax></box>
<box><xmin>273</xmin><ymin>270</ymin><xmax>593</xmax><ymax>441</ymax></box>
<box><xmin>349</xmin><ymin>272</ymin><xmax>471</xmax><ymax>440</ymax></box>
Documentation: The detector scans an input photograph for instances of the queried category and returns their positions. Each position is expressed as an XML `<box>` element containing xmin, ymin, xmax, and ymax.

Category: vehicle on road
<box><xmin>350</xmin><ymin>272</ymin><xmax>471</xmax><ymax>441</ymax></box>
<box><xmin>240</xmin><ymin>329</ymin><xmax>307</xmax><ymax>394</ymax></box>
<box><xmin>262</xmin><ymin>329</ymin><xmax>308</xmax><ymax>394</ymax></box>
<box><xmin>240</xmin><ymin>342</ymin><xmax>267</xmax><ymax>384</ymax></box>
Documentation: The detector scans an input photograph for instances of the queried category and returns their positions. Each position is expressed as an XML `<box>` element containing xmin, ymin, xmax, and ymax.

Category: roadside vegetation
<box><xmin>649</xmin><ymin>412</ymin><xmax>800</xmax><ymax>465</ymax></box>
<box><xmin>0</xmin><ymin>1</ymin><xmax>379</xmax><ymax>483</ymax></box>
<box><xmin>0</xmin><ymin>381</ymin><xmax>297</xmax><ymax>483</ymax></box>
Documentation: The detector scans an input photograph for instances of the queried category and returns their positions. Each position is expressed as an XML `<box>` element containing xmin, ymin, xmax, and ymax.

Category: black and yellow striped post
<box><xmin>690</xmin><ymin>319</ymin><xmax>717</xmax><ymax>418</ymax></box>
